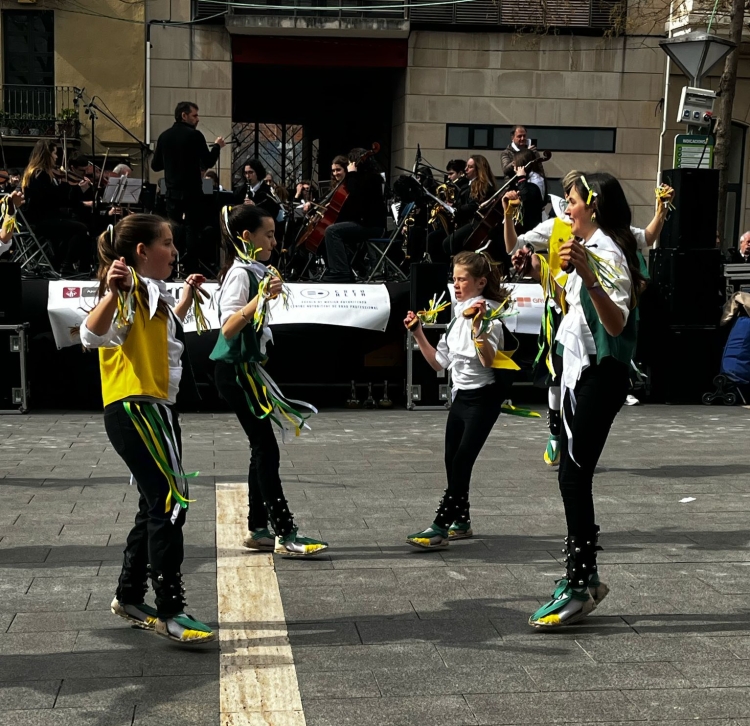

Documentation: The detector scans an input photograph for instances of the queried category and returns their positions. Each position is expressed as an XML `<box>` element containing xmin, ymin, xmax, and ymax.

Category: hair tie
<box><xmin>107</xmin><ymin>224</ymin><xmax>115</xmax><ymax>246</ymax></box>
<box><xmin>580</xmin><ymin>175</ymin><xmax>598</xmax><ymax>206</ymax></box>
<box><xmin>222</xmin><ymin>205</ymin><xmax>232</xmax><ymax>232</ymax></box>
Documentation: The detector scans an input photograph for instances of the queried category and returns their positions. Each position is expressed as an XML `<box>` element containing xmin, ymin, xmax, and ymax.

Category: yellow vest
<box><xmin>99</xmin><ymin>285</ymin><xmax>170</xmax><ymax>407</ymax></box>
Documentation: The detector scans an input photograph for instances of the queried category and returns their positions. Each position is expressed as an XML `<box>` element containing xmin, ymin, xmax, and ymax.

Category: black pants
<box><xmin>434</xmin><ymin>384</ymin><xmax>503</xmax><ymax>529</ymax></box>
<box><xmin>558</xmin><ymin>358</ymin><xmax>629</xmax><ymax>537</ymax></box>
<box><xmin>166</xmin><ymin>194</ymin><xmax>207</xmax><ymax>273</ymax></box>
<box><xmin>104</xmin><ymin>402</ymin><xmax>186</xmax><ymax>618</ymax></box>
<box><xmin>322</xmin><ymin>221</ymin><xmax>382</xmax><ymax>282</ymax></box>
<box><xmin>32</xmin><ymin>218</ymin><xmax>92</xmax><ymax>273</ymax></box>
<box><xmin>214</xmin><ymin>361</ymin><xmax>295</xmax><ymax>537</ymax></box>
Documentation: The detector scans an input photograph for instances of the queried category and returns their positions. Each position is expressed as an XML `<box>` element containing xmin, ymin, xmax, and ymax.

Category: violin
<box><xmin>296</xmin><ymin>142</ymin><xmax>381</xmax><ymax>253</ymax></box>
<box><xmin>463</xmin><ymin>150</ymin><xmax>552</xmax><ymax>252</ymax></box>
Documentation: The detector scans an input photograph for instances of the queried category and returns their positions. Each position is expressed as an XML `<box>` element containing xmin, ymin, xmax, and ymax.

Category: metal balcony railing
<box><xmin>0</xmin><ymin>85</ymin><xmax>80</xmax><ymax>138</ymax></box>
<box><xmin>195</xmin><ymin>0</ymin><xmax>620</xmax><ymax>28</ymax></box>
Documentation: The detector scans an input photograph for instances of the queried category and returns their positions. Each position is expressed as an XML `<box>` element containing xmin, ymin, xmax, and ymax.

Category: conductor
<box><xmin>151</xmin><ymin>101</ymin><xmax>226</xmax><ymax>272</ymax></box>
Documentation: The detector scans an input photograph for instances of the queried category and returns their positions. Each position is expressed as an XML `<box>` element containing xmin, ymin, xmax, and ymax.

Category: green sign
<box><xmin>674</xmin><ymin>134</ymin><xmax>714</xmax><ymax>169</ymax></box>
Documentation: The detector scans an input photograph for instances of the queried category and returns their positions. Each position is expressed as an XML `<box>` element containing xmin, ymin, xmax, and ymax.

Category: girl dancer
<box><xmin>526</xmin><ymin>172</ymin><xmax>645</xmax><ymax>628</ymax></box>
<box><xmin>211</xmin><ymin>205</ymin><xmax>328</xmax><ymax>557</ymax></box>
<box><xmin>405</xmin><ymin>250</ymin><xmax>512</xmax><ymax>549</ymax></box>
<box><xmin>81</xmin><ymin>214</ymin><xmax>215</xmax><ymax>644</ymax></box>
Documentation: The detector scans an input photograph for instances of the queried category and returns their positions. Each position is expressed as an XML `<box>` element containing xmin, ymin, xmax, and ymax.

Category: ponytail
<box><xmin>217</xmin><ymin>204</ymin><xmax>273</xmax><ymax>283</ymax></box>
<box><xmin>95</xmin><ymin>214</ymin><xmax>167</xmax><ymax>298</ymax></box>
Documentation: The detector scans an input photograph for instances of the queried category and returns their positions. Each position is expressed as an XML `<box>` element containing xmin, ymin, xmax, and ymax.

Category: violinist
<box><xmin>22</xmin><ymin>140</ymin><xmax>92</xmax><ymax>276</ymax></box>
<box><xmin>321</xmin><ymin>147</ymin><xmax>386</xmax><ymax>283</ymax></box>
<box><xmin>1</xmin><ymin>168</ymin><xmax>21</xmax><ymax>194</ymax></box>
<box><xmin>428</xmin><ymin>154</ymin><xmax>496</xmax><ymax>264</ymax></box>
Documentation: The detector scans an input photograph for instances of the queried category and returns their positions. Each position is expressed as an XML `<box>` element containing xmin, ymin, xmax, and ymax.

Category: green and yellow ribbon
<box><xmin>191</xmin><ymin>290</ymin><xmax>210</xmax><ymax>335</ymax></box>
<box><xmin>122</xmin><ymin>401</ymin><xmax>198</xmax><ymax>514</ymax></box>
<box><xmin>115</xmin><ymin>267</ymin><xmax>137</xmax><ymax>329</ymax></box>
<box><xmin>655</xmin><ymin>184</ymin><xmax>676</xmax><ymax>212</ymax></box>
<box><xmin>416</xmin><ymin>291</ymin><xmax>450</xmax><ymax>325</ymax></box>
<box><xmin>254</xmin><ymin>265</ymin><xmax>289</xmax><ymax>332</ymax></box>
<box><xmin>1</xmin><ymin>196</ymin><xmax>18</xmax><ymax>237</ymax></box>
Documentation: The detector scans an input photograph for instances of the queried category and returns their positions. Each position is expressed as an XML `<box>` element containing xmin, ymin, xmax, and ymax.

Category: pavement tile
<box><xmin>524</xmin><ymin>661</ymin><xmax>690</xmax><ymax>691</ymax></box>
<box><xmin>0</xmin><ymin>707</ymin><xmax>135</xmax><ymax>726</ymax></box>
<box><xmin>0</xmin><ymin>631</ymin><xmax>78</xmax><ymax>655</ymax></box>
<box><xmin>293</xmin><ymin>642</ymin><xmax>443</xmax><ymax>672</ymax></box>
<box><xmin>0</xmin><ymin>680</ymin><xmax>61</xmax><ymax>709</ymax></box>
<box><xmin>576</xmin><ymin>633</ymin><xmax>736</xmax><ymax>662</ymax></box>
<box><xmin>297</xmin><ymin>670</ymin><xmax>381</xmax><ymax>699</ymax></box>
<box><xmin>132</xmin><ymin>703</ymin><xmax>219</xmax><ymax>725</ymax></box>
<box><xmin>623</xmin><ymin>686</ymin><xmax>750</xmax><ymax>721</ymax></box>
<box><xmin>302</xmin><ymin>695</ymin><xmax>477</xmax><ymax>726</ymax></box>
<box><xmin>465</xmin><ymin>689</ymin><xmax>644</xmax><ymax>724</ymax></box>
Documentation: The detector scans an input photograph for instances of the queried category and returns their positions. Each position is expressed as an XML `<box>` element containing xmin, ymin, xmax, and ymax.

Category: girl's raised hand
<box><xmin>266</xmin><ymin>277</ymin><xmax>283</xmax><ymax>299</ymax></box>
<box><xmin>107</xmin><ymin>257</ymin><xmax>132</xmax><ymax>293</ymax></box>
<box><xmin>502</xmin><ymin>190</ymin><xmax>519</xmax><ymax>212</ymax></box>
<box><xmin>184</xmin><ymin>273</ymin><xmax>208</xmax><ymax>300</ymax></box>
<box><xmin>404</xmin><ymin>311</ymin><xmax>420</xmax><ymax>331</ymax></box>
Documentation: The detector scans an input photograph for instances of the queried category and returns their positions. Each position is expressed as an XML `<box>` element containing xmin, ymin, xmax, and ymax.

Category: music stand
<box><xmin>103</xmin><ymin>177</ymin><xmax>142</xmax><ymax>207</ymax></box>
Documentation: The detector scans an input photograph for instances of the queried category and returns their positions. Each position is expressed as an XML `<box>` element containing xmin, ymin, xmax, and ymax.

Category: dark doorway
<box><xmin>232</xmin><ymin>63</ymin><xmax>398</xmax><ymax>188</ymax></box>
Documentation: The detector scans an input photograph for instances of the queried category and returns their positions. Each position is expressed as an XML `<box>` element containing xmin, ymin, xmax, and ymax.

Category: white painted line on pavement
<box><xmin>216</xmin><ymin>481</ymin><xmax>306</xmax><ymax>726</ymax></box>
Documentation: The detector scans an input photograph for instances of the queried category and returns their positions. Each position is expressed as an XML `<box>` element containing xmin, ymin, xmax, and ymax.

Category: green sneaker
<box><xmin>544</xmin><ymin>434</ymin><xmax>561</xmax><ymax>466</ymax></box>
<box><xmin>242</xmin><ymin>527</ymin><xmax>275</xmax><ymax>551</ymax></box>
<box><xmin>274</xmin><ymin>528</ymin><xmax>329</xmax><ymax>557</ymax></box>
<box><xmin>528</xmin><ymin>578</ymin><xmax>596</xmax><ymax>629</ymax></box>
<box><xmin>448</xmin><ymin>522</ymin><xmax>473</xmax><ymax>540</ymax></box>
<box><xmin>406</xmin><ymin>524</ymin><xmax>449</xmax><ymax>550</ymax></box>
<box><xmin>155</xmin><ymin>612</ymin><xmax>216</xmax><ymax>644</ymax></box>
<box><xmin>110</xmin><ymin>598</ymin><xmax>158</xmax><ymax>630</ymax></box>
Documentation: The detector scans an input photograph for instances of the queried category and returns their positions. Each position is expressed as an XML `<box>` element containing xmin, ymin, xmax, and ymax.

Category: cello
<box><xmin>463</xmin><ymin>150</ymin><xmax>551</xmax><ymax>252</ymax></box>
<box><xmin>296</xmin><ymin>142</ymin><xmax>380</xmax><ymax>253</ymax></box>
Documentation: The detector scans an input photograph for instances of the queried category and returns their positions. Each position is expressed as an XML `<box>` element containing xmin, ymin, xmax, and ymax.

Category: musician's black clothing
<box><xmin>321</xmin><ymin>170</ymin><xmax>386</xmax><ymax>283</ymax></box>
<box><xmin>151</xmin><ymin>122</ymin><xmax>221</xmax><ymax>199</ymax></box>
<box><xmin>151</xmin><ymin>122</ymin><xmax>220</xmax><ymax>273</ymax></box>
<box><xmin>23</xmin><ymin>171</ymin><xmax>92</xmax><ymax>274</ymax></box>
<box><xmin>232</xmin><ymin>181</ymin><xmax>281</xmax><ymax>221</ymax></box>
<box><xmin>513</xmin><ymin>176</ymin><xmax>544</xmax><ymax>235</ymax></box>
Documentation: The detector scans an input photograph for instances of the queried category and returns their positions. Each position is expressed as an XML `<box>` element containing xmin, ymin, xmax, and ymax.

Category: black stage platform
<box><xmin>19</xmin><ymin>279</ymin><xmax>543</xmax><ymax>411</ymax></box>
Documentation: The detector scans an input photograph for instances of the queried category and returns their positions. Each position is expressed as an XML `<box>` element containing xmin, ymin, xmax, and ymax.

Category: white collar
<box><xmin>232</xmin><ymin>258</ymin><xmax>267</xmax><ymax>281</ymax></box>
<box><xmin>251</xmin><ymin>181</ymin><xmax>263</xmax><ymax>193</ymax></box>
<box><xmin>511</xmin><ymin>142</ymin><xmax>521</xmax><ymax>152</ymax></box>
<box><xmin>140</xmin><ymin>277</ymin><xmax>176</xmax><ymax>320</ymax></box>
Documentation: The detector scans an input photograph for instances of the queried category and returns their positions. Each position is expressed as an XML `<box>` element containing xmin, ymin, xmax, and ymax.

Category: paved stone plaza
<box><xmin>1</xmin><ymin>404</ymin><xmax>750</xmax><ymax>725</ymax></box>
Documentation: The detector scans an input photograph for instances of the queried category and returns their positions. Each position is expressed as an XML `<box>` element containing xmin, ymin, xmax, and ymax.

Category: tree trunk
<box><xmin>715</xmin><ymin>0</ymin><xmax>746</xmax><ymax>249</ymax></box>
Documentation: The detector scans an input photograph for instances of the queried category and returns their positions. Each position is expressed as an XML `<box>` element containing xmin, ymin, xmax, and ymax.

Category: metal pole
<box><xmin>656</xmin><ymin>2</ymin><xmax>674</xmax><ymax>188</ymax></box>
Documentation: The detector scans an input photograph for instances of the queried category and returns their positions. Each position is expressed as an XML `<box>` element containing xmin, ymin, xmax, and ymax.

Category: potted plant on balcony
<box><xmin>8</xmin><ymin>115</ymin><xmax>21</xmax><ymax>136</ymax></box>
<box><xmin>42</xmin><ymin>113</ymin><xmax>56</xmax><ymax>136</ymax></box>
<box><xmin>57</xmin><ymin>108</ymin><xmax>78</xmax><ymax>136</ymax></box>
<box><xmin>0</xmin><ymin>112</ymin><xmax>9</xmax><ymax>136</ymax></box>
<box><xmin>28</xmin><ymin>114</ymin><xmax>42</xmax><ymax>136</ymax></box>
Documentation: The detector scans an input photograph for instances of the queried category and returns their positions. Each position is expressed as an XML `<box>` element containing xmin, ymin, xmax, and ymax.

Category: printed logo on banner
<box><xmin>516</xmin><ymin>297</ymin><xmax>531</xmax><ymax>307</ymax></box>
<box><xmin>63</xmin><ymin>287</ymin><xmax>81</xmax><ymax>298</ymax></box>
<box><xmin>300</xmin><ymin>289</ymin><xmax>329</xmax><ymax>299</ymax></box>
<box><xmin>83</xmin><ymin>287</ymin><xmax>98</xmax><ymax>297</ymax></box>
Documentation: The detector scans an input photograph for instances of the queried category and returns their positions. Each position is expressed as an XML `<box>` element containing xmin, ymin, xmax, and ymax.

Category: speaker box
<box><xmin>648</xmin><ymin>248</ymin><xmax>724</xmax><ymax>326</ymax></box>
<box><xmin>660</xmin><ymin>168</ymin><xmax>719</xmax><ymax>250</ymax></box>
<box><xmin>410</xmin><ymin>263</ymin><xmax>450</xmax><ymax>323</ymax></box>
<box><xmin>0</xmin><ymin>263</ymin><xmax>23</xmax><ymax>325</ymax></box>
<box><xmin>647</xmin><ymin>325</ymin><xmax>722</xmax><ymax>404</ymax></box>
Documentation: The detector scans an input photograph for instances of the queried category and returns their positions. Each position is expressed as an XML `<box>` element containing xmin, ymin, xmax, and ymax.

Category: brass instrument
<box><xmin>429</xmin><ymin>172</ymin><xmax>463</xmax><ymax>234</ymax></box>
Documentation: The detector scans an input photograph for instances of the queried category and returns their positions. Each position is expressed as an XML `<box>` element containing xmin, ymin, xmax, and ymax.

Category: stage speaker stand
<box><xmin>0</xmin><ymin>263</ymin><xmax>23</xmax><ymax>325</ymax></box>
<box><xmin>660</xmin><ymin>168</ymin><xmax>719</xmax><ymax>250</ymax></box>
<box><xmin>644</xmin><ymin>191</ymin><xmax>724</xmax><ymax>401</ymax></box>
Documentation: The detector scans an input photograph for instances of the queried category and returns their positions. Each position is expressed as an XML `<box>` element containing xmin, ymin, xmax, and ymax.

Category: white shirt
<box><xmin>528</xmin><ymin>171</ymin><xmax>546</xmax><ymax>199</ymax></box>
<box><xmin>80</xmin><ymin>277</ymin><xmax>183</xmax><ymax>405</ymax></box>
<box><xmin>515</xmin><ymin>220</ymin><xmax>647</xmax><ymax>255</ymax></box>
<box><xmin>216</xmin><ymin>259</ymin><xmax>273</xmax><ymax>355</ymax></box>
<box><xmin>555</xmin><ymin>228</ymin><xmax>632</xmax><ymax>391</ymax></box>
<box><xmin>434</xmin><ymin>295</ymin><xmax>504</xmax><ymax>398</ymax></box>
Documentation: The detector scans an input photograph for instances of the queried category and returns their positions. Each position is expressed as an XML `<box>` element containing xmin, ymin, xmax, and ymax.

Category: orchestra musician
<box><xmin>320</xmin><ymin>148</ymin><xmax>387</xmax><ymax>283</ymax></box>
<box><xmin>446</xmin><ymin>159</ymin><xmax>468</xmax><ymax>186</ymax></box>
<box><xmin>330</xmin><ymin>155</ymin><xmax>348</xmax><ymax>186</ymax></box>
<box><xmin>233</xmin><ymin>159</ymin><xmax>281</xmax><ymax>221</ymax></box>
<box><xmin>510</xmin><ymin>148</ymin><xmax>546</xmax><ymax>234</ymax></box>
<box><xmin>22</xmin><ymin>139</ymin><xmax>93</xmax><ymax>276</ymax></box>
<box><xmin>427</xmin><ymin>154</ymin><xmax>497</xmax><ymax>264</ymax></box>
<box><xmin>151</xmin><ymin>101</ymin><xmax>225</xmax><ymax>273</ymax></box>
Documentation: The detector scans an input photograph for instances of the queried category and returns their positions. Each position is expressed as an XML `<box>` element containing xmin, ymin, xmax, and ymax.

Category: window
<box><xmin>2</xmin><ymin>10</ymin><xmax>54</xmax><ymax>116</ymax></box>
<box><xmin>446</xmin><ymin>124</ymin><xmax>617</xmax><ymax>153</ymax></box>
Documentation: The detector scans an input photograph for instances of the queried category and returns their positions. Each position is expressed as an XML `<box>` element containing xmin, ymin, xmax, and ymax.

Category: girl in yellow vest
<box><xmin>211</xmin><ymin>205</ymin><xmax>328</xmax><ymax>557</ymax></box>
<box><xmin>404</xmin><ymin>250</ymin><xmax>513</xmax><ymax>549</ymax></box>
<box><xmin>81</xmin><ymin>214</ymin><xmax>215</xmax><ymax>644</ymax></box>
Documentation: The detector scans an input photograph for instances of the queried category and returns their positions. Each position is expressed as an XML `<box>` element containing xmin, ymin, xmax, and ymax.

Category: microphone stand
<box><xmin>85</xmin><ymin>97</ymin><xmax>152</xmax><ymax>196</ymax></box>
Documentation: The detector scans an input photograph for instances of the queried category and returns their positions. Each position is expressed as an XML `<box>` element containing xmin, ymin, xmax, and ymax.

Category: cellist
<box><xmin>321</xmin><ymin>148</ymin><xmax>386</xmax><ymax>283</ymax></box>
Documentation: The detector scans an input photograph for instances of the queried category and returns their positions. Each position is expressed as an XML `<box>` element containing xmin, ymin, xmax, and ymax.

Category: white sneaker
<box><xmin>625</xmin><ymin>394</ymin><xmax>640</xmax><ymax>406</ymax></box>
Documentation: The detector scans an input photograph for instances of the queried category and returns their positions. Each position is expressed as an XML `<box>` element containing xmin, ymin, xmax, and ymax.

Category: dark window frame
<box><xmin>445</xmin><ymin>123</ymin><xmax>617</xmax><ymax>154</ymax></box>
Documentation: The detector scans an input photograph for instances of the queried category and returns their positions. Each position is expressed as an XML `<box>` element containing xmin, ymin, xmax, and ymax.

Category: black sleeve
<box><xmin>151</xmin><ymin>135</ymin><xmax>164</xmax><ymax>172</ymax></box>
<box><xmin>515</xmin><ymin>178</ymin><xmax>544</xmax><ymax>233</ymax></box>
<box><xmin>196</xmin><ymin>130</ymin><xmax>221</xmax><ymax>169</ymax></box>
